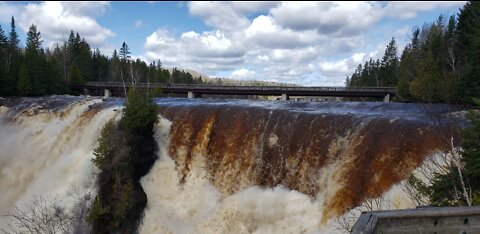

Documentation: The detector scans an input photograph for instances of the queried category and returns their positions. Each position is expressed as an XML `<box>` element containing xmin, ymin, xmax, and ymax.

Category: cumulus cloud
<box><xmin>142</xmin><ymin>1</ymin><xmax>466</xmax><ymax>86</ymax></box>
<box><xmin>319</xmin><ymin>52</ymin><xmax>369</xmax><ymax>76</ymax></box>
<box><xmin>231</xmin><ymin>68</ymin><xmax>256</xmax><ymax>80</ymax></box>
<box><xmin>245</xmin><ymin>15</ymin><xmax>320</xmax><ymax>49</ymax></box>
<box><xmin>144</xmin><ymin>29</ymin><xmax>245</xmax><ymax>74</ymax></box>
<box><xmin>188</xmin><ymin>2</ymin><xmax>250</xmax><ymax>32</ymax></box>
<box><xmin>16</xmin><ymin>1</ymin><xmax>114</xmax><ymax>48</ymax></box>
<box><xmin>384</xmin><ymin>1</ymin><xmax>466</xmax><ymax>19</ymax></box>
<box><xmin>271</xmin><ymin>2</ymin><xmax>384</xmax><ymax>36</ymax></box>
<box><xmin>188</xmin><ymin>1</ymin><xmax>280</xmax><ymax>33</ymax></box>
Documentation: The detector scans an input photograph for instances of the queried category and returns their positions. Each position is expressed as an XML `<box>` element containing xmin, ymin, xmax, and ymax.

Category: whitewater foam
<box><xmin>0</xmin><ymin>98</ymin><xmax>121</xmax><ymax>230</ymax></box>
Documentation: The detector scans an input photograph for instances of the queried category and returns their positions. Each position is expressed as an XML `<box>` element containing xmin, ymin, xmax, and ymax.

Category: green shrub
<box><xmin>92</xmin><ymin>119</ymin><xmax>115</xmax><ymax>169</ymax></box>
<box><xmin>121</xmin><ymin>88</ymin><xmax>158</xmax><ymax>136</ymax></box>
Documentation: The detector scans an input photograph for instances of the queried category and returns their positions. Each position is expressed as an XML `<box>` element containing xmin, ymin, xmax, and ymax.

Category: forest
<box><xmin>346</xmin><ymin>2</ymin><xmax>480</xmax><ymax>105</ymax></box>
<box><xmin>0</xmin><ymin>18</ymin><xmax>202</xmax><ymax>96</ymax></box>
<box><xmin>346</xmin><ymin>2</ymin><xmax>480</xmax><ymax>207</ymax></box>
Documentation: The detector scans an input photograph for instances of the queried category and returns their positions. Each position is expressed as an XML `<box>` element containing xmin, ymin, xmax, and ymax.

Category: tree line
<box><xmin>346</xmin><ymin>2</ymin><xmax>480</xmax><ymax>105</ymax></box>
<box><xmin>0</xmin><ymin>17</ymin><xmax>203</xmax><ymax>96</ymax></box>
<box><xmin>346</xmin><ymin>1</ymin><xmax>480</xmax><ymax>208</ymax></box>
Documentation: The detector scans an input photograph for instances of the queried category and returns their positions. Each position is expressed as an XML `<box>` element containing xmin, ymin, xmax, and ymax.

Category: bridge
<box><xmin>72</xmin><ymin>82</ymin><xmax>396</xmax><ymax>102</ymax></box>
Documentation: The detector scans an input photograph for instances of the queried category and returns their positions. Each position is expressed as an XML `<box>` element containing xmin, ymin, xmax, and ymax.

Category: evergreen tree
<box><xmin>462</xmin><ymin>109</ymin><xmax>480</xmax><ymax>194</ymax></box>
<box><xmin>16</xmin><ymin>62</ymin><xmax>31</xmax><ymax>95</ymax></box>
<box><xmin>119</xmin><ymin>42</ymin><xmax>131</xmax><ymax>61</ymax></box>
<box><xmin>0</xmin><ymin>25</ymin><xmax>7</xmax><ymax>50</ymax></box>
<box><xmin>8</xmin><ymin>16</ymin><xmax>20</xmax><ymax>51</ymax></box>
<box><xmin>0</xmin><ymin>25</ymin><xmax>8</xmax><ymax>95</ymax></box>
<box><xmin>409</xmin><ymin>49</ymin><xmax>439</xmax><ymax>103</ymax></box>
<box><xmin>25</xmin><ymin>24</ymin><xmax>47</xmax><ymax>95</ymax></box>
<box><xmin>110</xmin><ymin>49</ymin><xmax>119</xmax><ymax>82</ymax></box>
<box><xmin>78</xmin><ymin>38</ymin><xmax>92</xmax><ymax>81</ymax></box>
<box><xmin>456</xmin><ymin>1</ymin><xmax>480</xmax><ymax>103</ymax></box>
<box><xmin>26</xmin><ymin>24</ymin><xmax>43</xmax><ymax>52</ymax></box>
<box><xmin>4</xmin><ymin>16</ymin><xmax>21</xmax><ymax>95</ymax></box>
<box><xmin>380</xmin><ymin>37</ymin><xmax>399</xmax><ymax>86</ymax></box>
<box><xmin>397</xmin><ymin>47</ymin><xmax>414</xmax><ymax>100</ymax></box>
<box><xmin>69</xmin><ymin>64</ymin><xmax>84</xmax><ymax>84</ymax></box>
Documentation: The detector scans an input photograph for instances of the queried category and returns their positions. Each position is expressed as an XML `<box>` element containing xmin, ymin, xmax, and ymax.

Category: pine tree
<box><xmin>0</xmin><ymin>25</ymin><xmax>7</xmax><ymax>50</ymax></box>
<box><xmin>0</xmin><ymin>25</ymin><xmax>8</xmax><ymax>95</ymax></box>
<box><xmin>380</xmin><ymin>37</ymin><xmax>399</xmax><ymax>86</ymax></box>
<box><xmin>456</xmin><ymin>1</ymin><xmax>480</xmax><ymax>103</ymax></box>
<box><xmin>119</xmin><ymin>42</ymin><xmax>131</xmax><ymax>61</ymax></box>
<box><xmin>8</xmin><ymin>16</ymin><xmax>20</xmax><ymax>51</ymax></box>
<box><xmin>16</xmin><ymin>63</ymin><xmax>31</xmax><ymax>95</ymax></box>
<box><xmin>78</xmin><ymin>38</ymin><xmax>92</xmax><ymax>81</ymax></box>
<box><xmin>25</xmin><ymin>24</ymin><xmax>47</xmax><ymax>95</ymax></box>
<box><xmin>26</xmin><ymin>24</ymin><xmax>43</xmax><ymax>52</ymax></box>
<box><xmin>4</xmin><ymin>16</ymin><xmax>20</xmax><ymax>95</ymax></box>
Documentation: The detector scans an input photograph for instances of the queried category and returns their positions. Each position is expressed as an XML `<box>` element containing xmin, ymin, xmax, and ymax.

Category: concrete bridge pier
<box><xmin>281</xmin><ymin>93</ymin><xmax>290</xmax><ymax>101</ymax></box>
<box><xmin>383</xmin><ymin>93</ymin><xmax>390</xmax><ymax>102</ymax></box>
<box><xmin>188</xmin><ymin>91</ymin><xmax>202</xmax><ymax>99</ymax></box>
<box><xmin>104</xmin><ymin>89</ymin><xmax>111</xmax><ymax>98</ymax></box>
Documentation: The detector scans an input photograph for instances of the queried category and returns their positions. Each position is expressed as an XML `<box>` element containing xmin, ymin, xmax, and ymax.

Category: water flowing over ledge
<box><xmin>140</xmin><ymin>98</ymin><xmax>463</xmax><ymax>232</ymax></box>
<box><xmin>0</xmin><ymin>96</ymin><xmax>464</xmax><ymax>233</ymax></box>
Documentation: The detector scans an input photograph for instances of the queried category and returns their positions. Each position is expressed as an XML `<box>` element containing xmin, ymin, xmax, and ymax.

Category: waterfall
<box><xmin>0</xmin><ymin>96</ymin><xmax>121</xmax><ymax>231</ymax></box>
<box><xmin>0</xmin><ymin>97</ymin><xmax>461</xmax><ymax>233</ymax></box>
<box><xmin>139</xmin><ymin>98</ymin><xmax>460</xmax><ymax>233</ymax></box>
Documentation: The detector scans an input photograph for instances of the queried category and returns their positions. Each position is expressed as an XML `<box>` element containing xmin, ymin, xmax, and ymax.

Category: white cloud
<box><xmin>271</xmin><ymin>2</ymin><xmax>383</xmax><ymax>36</ymax></box>
<box><xmin>17</xmin><ymin>2</ymin><xmax>114</xmax><ymax>48</ymax></box>
<box><xmin>231</xmin><ymin>68</ymin><xmax>256</xmax><ymax>80</ymax></box>
<box><xmin>230</xmin><ymin>2</ymin><xmax>279</xmax><ymax>14</ymax></box>
<box><xmin>60</xmin><ymin>1</ymin><xmax>109</xmax><ymax>17</ymax></box>
<box><xmin>144</xmin><ymin>28</ymin><xmax>245</xmax><ymax>74</ymax></box>
<box><xmin>143</xmin><ymin>1</ymin><xmax>466</xmax><ymax>86</ymax></box>
<box><xmin>319</xmin><ymin>52</ymin><xmax>372</xmax><ymax>78</ymax></box>
<box><xmin>187</xmin><ymin>1</ymin><xmax>280</xmax><ymax>34</ymax></box>
<box><xmin>188</xmin><ymin>2</ymin><xmax>250</xmax><ymax>32</ymax></box>
<box><xmin>384</xmin><ymin>1</ymin><xmax>466</xmax><ymax>19</ymax></box>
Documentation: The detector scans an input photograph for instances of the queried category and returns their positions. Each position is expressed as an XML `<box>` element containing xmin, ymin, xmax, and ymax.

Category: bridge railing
<box><xmin>82</xmin><ymin>82</ymin><xmax>396</xmax><ymax>93</ymax></box>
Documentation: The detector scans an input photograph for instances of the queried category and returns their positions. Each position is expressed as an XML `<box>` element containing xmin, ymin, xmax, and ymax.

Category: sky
<box><xmin>0</xmin><ymin>1</ymin><xmax>467</xmax><ymax>86</ymax></box>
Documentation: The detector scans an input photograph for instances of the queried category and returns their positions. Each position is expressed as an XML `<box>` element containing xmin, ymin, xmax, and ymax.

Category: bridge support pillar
<box><xmin>281</xmin><ymin>93</ymin><xmax>290</xmax><ymax>101</ymax></box>
<box><xmin>383</xmin><ymin>93</ymin><xmax>390</xmax><ymax>102</ymax></box>
<box><xmin>188</xmin><ymin>91</ymin><xmax>202</xmax><ymax>99</ymax></box>
<box><xmin>104</xmin><ymin>89</ymin><xmax>111</xmax><ymax>98</ymax></box>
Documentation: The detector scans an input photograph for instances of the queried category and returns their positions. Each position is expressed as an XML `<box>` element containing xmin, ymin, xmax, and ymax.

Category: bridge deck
<box><xmin>73</xmin><ymin>82</ymin><xmax>396</xmax><ymax>98</ymax></box>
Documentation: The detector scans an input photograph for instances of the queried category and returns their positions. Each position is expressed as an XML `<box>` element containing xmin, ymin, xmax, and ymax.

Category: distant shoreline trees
<box><xmin>0</xmin><ymin>17</ymin><xmax>203</xmax><ymax>97</ymax></box>
<box><xmin>346</xmin><ymin>1</ymin><xmax>480</xmax><ymax>105</ymax></box>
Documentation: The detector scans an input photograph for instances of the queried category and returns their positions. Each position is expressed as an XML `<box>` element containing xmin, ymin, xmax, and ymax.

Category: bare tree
<box><xmin>334</xmin><ymin>194</ymin><xmax>390</xmax><ymax>233</ymax></box>
<box><xmin>2</xmin><ymin>191</ymin><xmax>93</xmax><ymax>234</ymax></box>
<box><xmin>402</xmin><ymin>107</ymin><xmax>472</xmax><ymax>206</ymax></box>
<box><xmin>2</xmin><ymin>195</ymin><xmax>72</xmax><ymax>234</ymax></box>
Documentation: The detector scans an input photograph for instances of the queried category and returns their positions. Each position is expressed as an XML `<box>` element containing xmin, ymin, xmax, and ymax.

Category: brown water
<box><xmin>153</xmin><ymin>98</ymin><xmax>462</xmax><ymax>223</ymax></box>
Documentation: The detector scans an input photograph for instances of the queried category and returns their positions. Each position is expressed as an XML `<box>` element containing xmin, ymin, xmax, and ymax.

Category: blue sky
<box><xmin>0</xmin><ymin>1</ymin><xmax>466</xmax><ymax>86</ymax></box>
